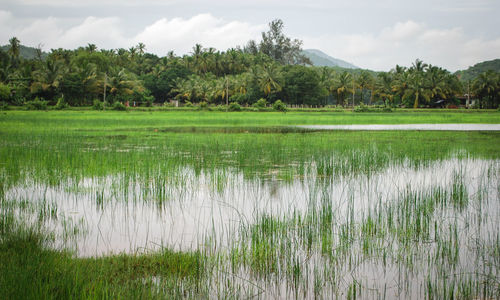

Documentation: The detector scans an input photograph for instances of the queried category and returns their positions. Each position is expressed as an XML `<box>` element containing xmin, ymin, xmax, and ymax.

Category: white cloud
<box><xmin>56</xmin><ymin>17</ymin><xmax>127</xmax><ymax>49</ymax></box>
<box><xmin>303</xmin><ymin>20</ymin><xmax>500</xmax><ymax>71</ymax></box>
<box><xmin>133</xmin><ymin>14</ymin><xmax>264</xmax><ymax>55</ymax></box>
<box><xmin>0</xmin><ymin>12</ymin><xmax>264</xmax><ymax>55</ymax></box>
<box><xmin>4</xmin><ymin>0</ymin><xmax>179</xmax><ymax>6</ymax></box>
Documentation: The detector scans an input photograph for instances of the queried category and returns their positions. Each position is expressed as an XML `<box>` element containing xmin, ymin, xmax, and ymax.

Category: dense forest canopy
<box><xmin>0</xmin><ymin>20</ymin><xmax>499</xmax><ymax>109</ymax></box>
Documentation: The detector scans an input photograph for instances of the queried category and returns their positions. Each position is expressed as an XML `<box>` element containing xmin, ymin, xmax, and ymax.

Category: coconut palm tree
<box><xmin>403</xmin><ymin>72</ymin><xmax>431</xmax><ymax>108</ymax></box>
<box><xmin>426</xmin><ymin>65</ymin><xmax>448</xmax><ymax>101</ymax></box>
<box><xmin>473</xmin><ymin>70</ymin><xmax>500</xmax><ymax>108</ymax></box>
<box><xmin>357</xmin><ymin>70</ymin><xmax>374</xmax><ymax>105</ymax></box>
<box><xmin>30</xmin><ymin>59</ymin><xmax>66</xmax><ymax>99</ymax></box>
<box><xmin>137</xmin><ymin>43</ymin><xmax>146</xmax><ymax>56</ymax></box>
<box><xmin>374</xmin><ymin>72</ymin><xmax>394</xmax><ymax>104</ymax></box>
<box><xmin>256</xmin><ymin>63</ymin><xmax>283</xmax><ymax>97</ymax></box>
<box><xmin>8</xmin><ymin>37</ymin><xmax>21</xmax><ymax>67</ymax></box>
<box><xmin>410</xmin><ymin>59</ymin><xmax>428</xmax><ymax>73</ymax></box>
<box><xmin>105</xmin><ymin>68</ymin><xmax>144</xmax><ymax>100</ymax></box>
<box><xmin>335</xmin><ymin>71</ymin><xmax>352</xmax><ymax>106</ymax></box>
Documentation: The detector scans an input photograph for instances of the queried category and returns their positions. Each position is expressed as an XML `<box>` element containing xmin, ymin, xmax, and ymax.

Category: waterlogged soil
<box><xmin>7</xmin><ymin>158</ymin><xmax>498</xmax><ymax>254</ymax></box>
<box><xmin>6</xmin><ymin>156</ymin><xmax>499</xmax><ymax>298</ymax></box>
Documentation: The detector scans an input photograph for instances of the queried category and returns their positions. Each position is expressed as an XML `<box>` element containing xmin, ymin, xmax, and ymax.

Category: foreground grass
<box><xmin>1</xmin><ymin>111</ymin><xmax>499</xmax><ymax>299</ymax></box>
<box><xmin>0</xmin><ymin>224</ymin><xmax>206</xmax><ymax>299</ymax></box>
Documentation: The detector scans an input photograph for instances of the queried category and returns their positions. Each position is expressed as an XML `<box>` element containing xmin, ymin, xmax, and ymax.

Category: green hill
<box><xmin>302</xmin><ymin>49</ymin><xmax>358</xmax><ymax>69</ymax></box>
<box><xmin>0</xmin><ymin>44</ymin><xmax>48</xmax><ymax>60</ymax></box>
<box><xmin>455</xmin><ymin>59</ymin><xmax>500</xmax><ymax>81</ymax></box>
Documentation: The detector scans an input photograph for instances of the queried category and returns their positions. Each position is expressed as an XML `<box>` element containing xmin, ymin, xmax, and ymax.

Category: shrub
<box><xmin>228</xmin><ymin>102</ymin><xmax>241</xmax><ymax>111</ymax></box>
<box><xmin>92</xmin><ymin>99</ymin><xmax>105</xmax><ymax>110</ymax></box>
<box><xmin>25</xmin><ymin>98</ymin><xmax>48</xmax><ymax>110</ymax></box>
<box><xmin>353</xmin><ymin>103</ymin><xmax>370</xmax><ymax>112</ymax></box>
<box><xmin>199</xmin><ymin>101</ymin><xmax>208</xmax><ymax>110</ymax></box>
<box><xmin>54</xmin><ymin>97</ymin><xmax>69</xmax><ymax>110</ymax></box>
<box><xmin>184</xmin><ymin>100</ymin><xmax>193</xmax><ymax>107</ymax></box>
<box><xmin>272</xmin><ymin>100</ymin><xmax>287</xmax><ymax>112</ymax></box>
<box><xmin>215</xmin><ymin>105</ymin><xmax>228</xmax><ymax>111</ymax></box>
<box><xmin>112</xmin><ymin>101</ymin><xmax>127</xmax><ymax>111</ymax></box>
<box><xmin>252</xmin><ymin>98</ymin><xmax>268</xmax><ymax>111</ymax></box>
<box><xmin>0</xmin><ymin>101</ymin><xmax>8</xmax><ymax>110</ymax></box>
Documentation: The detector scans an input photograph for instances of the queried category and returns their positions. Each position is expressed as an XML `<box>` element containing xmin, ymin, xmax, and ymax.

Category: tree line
<box><xmin>0</xmin><ymin>20</ymin><xmax>499</xmax><ymax>109</ymax></box>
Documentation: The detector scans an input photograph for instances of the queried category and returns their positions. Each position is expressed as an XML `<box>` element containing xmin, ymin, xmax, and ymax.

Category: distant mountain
<box><xmin>0</xmin><ymin>44</ymin><xmax>47</xmax><ymax>60</ymax></box>
<box><xmin>455</xmin><ymin>59</ymin><xmax>500</xmax><ymax>81</ymax></box>
<box><xmin>302</xmin><ymin>49</ymin><xmax>358</xmax><ymax>69</ymax></box>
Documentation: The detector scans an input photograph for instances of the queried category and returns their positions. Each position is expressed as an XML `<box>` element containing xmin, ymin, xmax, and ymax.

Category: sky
<box><xmin>1</xmin><ymin>0</ymin><xmax>499</xmax><ymax>71</ymax></box>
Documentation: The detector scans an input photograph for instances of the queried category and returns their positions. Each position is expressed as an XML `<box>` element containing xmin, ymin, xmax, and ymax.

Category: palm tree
<box><xmin>410</xmin><ymin>59</ymin><xmax>428</xmax><ymax>73</ymax></box>
<box><xmin>86</xmin><ymin>44</ymin><xmax>97</xmax><ymax>53</ymax></box>
<box><xmin>473</xmin><ymin>71</ymin><xmax>500</xmax><ymax>108</ymax></box>
<box><xmin>78</xmin><ymin>63</ymin><xmax>100</xmax><ymax>103</ymax></box>
<box><xmin>256</xmin><ymin>63</ymin><xmax>283</xmax><ymax>97</ymax></box>
<box><xmin>30</xmin><ymin>59</ymin><xmax>66</xmax><ymax>99</ymax></box>
<box><xmin>357</xmin><ymin>71</ymin><xmax>374</xmax><ymax>105</ymax></box>
<box><xmin>392</xmin><ymin>71</ymin><xmax>410</xmax><ymax>102</ymax></box>
<box><xmin>191</xmin><ymin>44</ymin><xmax>204</xmax><ymax>74</ymax></box>
<box><xmin>335</xmin><ymin>71</ymin><xmax>352</xmax><ymax>106</ymax></box>
<box><xmin>173</xmin><ymin>77</ymin><xmax>196</xmax><ymax>102</ymax></box>
<box><xmin>403</xmin><ymin>72</ymin><xmax>431</xmax><ymax>108</ymax></box>
<box><xmin>8</xmin><ymin>37</ymin><xmax>21</xmax><ymax>67</ymax></box>
<box><xmin>105</xmin><ymin>68</ymin><xmax>144</xmax><ymax>100</ymax></box>
<box><xmin>426</xmin><ymin>65</ymin><xmax>448</xmax><ymax>101</ymax></box>
<box><xmin>317</xmin><ymin>67</ymin><xmax>336</xmax><ymax>104</ymax></box>
<box><xmin>374</xmin><ymin>72</ymin><xmax>394</xmax><ymax>104</ymax></box>
<box><xmin>137</xmin><ymin>43</ymin><xmax>146</xmax><ymax>56</ymax></box>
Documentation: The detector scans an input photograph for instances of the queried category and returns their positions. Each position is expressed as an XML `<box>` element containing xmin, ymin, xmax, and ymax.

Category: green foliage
<box><xmin>281</xmin><ymin>65</ymin><xmax>326</xmax><ymax>105</ymax></box>
<box><xmin>92</xmin><ymin>99</ymin><xmax>105</xmax><ymax>110</ymax></box>
<box><xmin>1</xmin><ymin>35</ymin><xmax>498</xmax><ymax>110</ymax></box>
<box><xmin>353</xmin><ymin>103</ymin><xmax>370</xmax><ymax>112</ymax></box>
<box><xmin>272</xmin><ymin>99</ymin><xmax>287</xmax><ymax>112</ymax></box>
<box><xmin>354</xmin><ymin>103</ymin><xmax>393</xmax><ymax>112</ymax></box>
<box><xmin>112</xmin><ymin>101</ymin><xmax>127</xmax><ymax>111</ymax></box>
<box><xmin>24</xmin><ymin>97</ymin><xmax>47</xmax><ymax>110</ymax></box>
<box><xmin>184</xmin><ymin>100</ymin><xmax>193</xmax><ymax>107</ymax></box>
<box><xmin>0</xmin><ymin>82</ymin><xmax>10</xmax><ymax>102</ymax></box>
<box><xmin>254</xmin><ymin>98</ymin><xmax>267</xmax><ymax>108</ymax></box>
<box><xmin>0</xmin><ymin>101</ymin><xmax>8</xmax><ymax>110</ymax></box>
<box><xmin>228</xmin><ymin>101</ymin><xmax>241</xmax><ymax>111</ymax></box>
<box><xmin>0</xmin><ymin>223</ymin><xmax>205</xmax><ymax>299</ymax></box>
<box><xmin>199</xmin><ymin>101</ymin><xmax>208</xmax><ymax>110</ymax></box>
<box><xmin>252</xmin><ymin>98</ymin><xmax>269</xmax><ymax>111</ymax></box>
<box><xmin>54</xmin><ymin>97</ymin><xmax>69</xmax><ymax>110</ymax></box>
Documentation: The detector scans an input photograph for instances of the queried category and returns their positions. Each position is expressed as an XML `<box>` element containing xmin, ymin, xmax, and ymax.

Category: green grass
<box><xmin>1</xmin><ymin>110</ymin><xmax>499</xmax><ymax>299</ymax></box>
<box><xmin>0</xmin><ymin>110</ymin><xmax>499</xmax><ymax>134</ymax></box>
<box><xmin>0</xmin><ymin>225</ymin><xmax>206</xmax><ymax>299</ymax></box>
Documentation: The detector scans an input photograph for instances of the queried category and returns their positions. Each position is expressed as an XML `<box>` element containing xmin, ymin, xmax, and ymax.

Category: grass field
<box><xmin>1</xmin><ymin>110</ymin><xmax>499</xmax><ymax>299</ymax></box>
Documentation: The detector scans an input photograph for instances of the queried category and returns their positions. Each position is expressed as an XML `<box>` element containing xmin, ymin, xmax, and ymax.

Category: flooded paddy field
<box><xmin>1</xmin><ymin>111</ymin><xmax>499</xmax><ymax>299</ymax></box>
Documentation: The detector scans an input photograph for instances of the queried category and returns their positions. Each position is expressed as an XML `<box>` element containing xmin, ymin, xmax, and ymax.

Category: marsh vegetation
<box><xmin>1</xmin><ymin>111</ymin><xmax>499</xmax><ymax>298</ymax></box>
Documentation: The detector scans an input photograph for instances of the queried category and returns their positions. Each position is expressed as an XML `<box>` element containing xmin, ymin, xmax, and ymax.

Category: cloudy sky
<box><xmin>1</xmin><ymin>0</ymin><xmax>499</xmax><ymax>71</ymax></box>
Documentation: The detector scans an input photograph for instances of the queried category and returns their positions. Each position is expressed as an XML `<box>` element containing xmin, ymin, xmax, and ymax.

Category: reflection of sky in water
<box><xmin>6</xmin><ymin>158</ymin><xmax>499</xmax><ymax>257</ymax></box>
<box><xmin>297</xmin><ymin>124</ymin><xmax>500</xmax><ymax>131</ymax></box>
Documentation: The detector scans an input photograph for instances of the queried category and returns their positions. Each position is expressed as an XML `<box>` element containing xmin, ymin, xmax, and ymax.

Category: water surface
<box><xmin>296</xmin><ymin>123</ymin><xmax>500</xmax><ymax>131</ymax></box>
